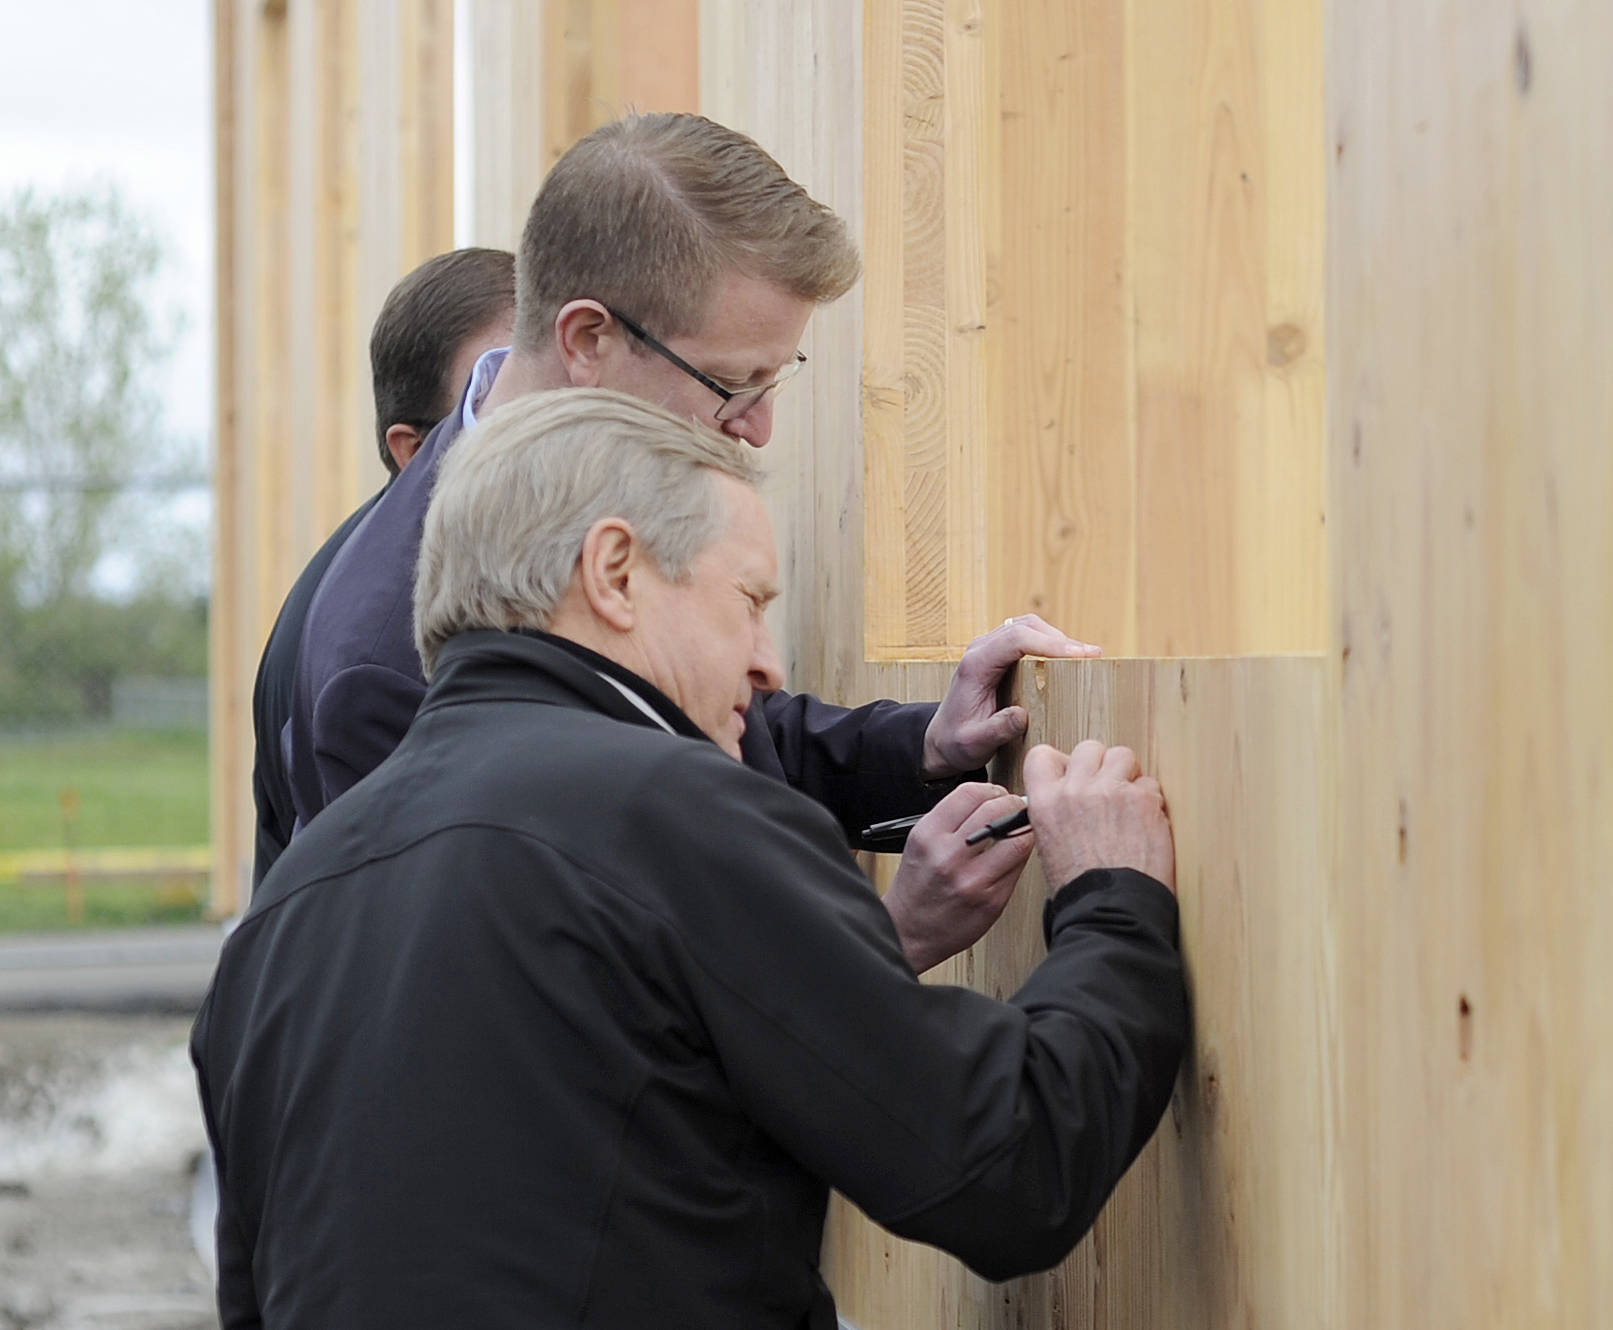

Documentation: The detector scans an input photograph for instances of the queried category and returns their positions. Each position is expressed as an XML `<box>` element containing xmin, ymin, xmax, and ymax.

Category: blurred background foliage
<box><xmin>0</xmin><ymin>184</ymin><xmax>210</xmax><ymax>927</ymax></box>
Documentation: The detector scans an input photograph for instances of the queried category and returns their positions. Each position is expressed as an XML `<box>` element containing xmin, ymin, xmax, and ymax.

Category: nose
<box><xmin>720</xmin><ymin>393</ymin><xmax>774</xmax><ymax>448</ymax></box>
<box><xmin>750</xmin><ymin>622</ymin><xmax>785</xmax><ymax>694</ymax></box>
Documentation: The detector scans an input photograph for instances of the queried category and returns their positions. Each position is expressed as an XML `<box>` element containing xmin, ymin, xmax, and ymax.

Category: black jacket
<box><xmin>284</xmin><ymin>404</ymin><xmax>943</xmax><ymax>840</ymax></box>
<box><xmin>194</xmin><ymin>631</ymin><xmax>1187</xmax><ymax>1330</ymax></box>
<box><xmin>249</xmin><ymin>492</ymin><xmax>379</xmax><ymax>886</ymax></box>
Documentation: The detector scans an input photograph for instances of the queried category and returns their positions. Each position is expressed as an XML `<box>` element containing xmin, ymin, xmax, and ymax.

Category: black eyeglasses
<box><xmin>606</xmin><ymin>307</ymin><xmax>806</xmax><ymax>422</ymax></box>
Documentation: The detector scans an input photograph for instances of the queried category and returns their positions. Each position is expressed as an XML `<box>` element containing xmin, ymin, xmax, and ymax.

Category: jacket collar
<box><xmin>420</xmin><ymin>628</ymin><xmax>712</xmax><ymax>747</ymax></box>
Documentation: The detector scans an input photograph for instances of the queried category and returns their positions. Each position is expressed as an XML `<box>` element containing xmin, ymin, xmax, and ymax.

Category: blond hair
<box><xmin>413</xmin><ymin>389</ymin><xmax>761</xmax><ymax>677</ymax></box>
<box><xmin>513</xmin><ymin>112</ymin><xmax>861</xmax><ymax>349</ymax></box>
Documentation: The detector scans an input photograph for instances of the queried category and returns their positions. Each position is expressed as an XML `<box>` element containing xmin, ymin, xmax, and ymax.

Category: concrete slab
<box><xmin>0</xmin><ymin>925</ymin><xmax>226</xmax><ymax>1013</ymax></box>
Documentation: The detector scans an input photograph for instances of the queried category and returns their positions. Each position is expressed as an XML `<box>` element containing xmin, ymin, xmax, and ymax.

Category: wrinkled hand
<box><xmin>1023</xmin><ymin>740</ymin><xmax>1175</xmax><ymax>893</ymax></box>
<box><xmin>882</xmin><ymin>783</ymin><xmax>1036</xmax><ymax>973</ymax></box>
<box><xmin>922</xmin><ymin>614</ymin><xmax>1100</xmax><ymax>780</ymax></box>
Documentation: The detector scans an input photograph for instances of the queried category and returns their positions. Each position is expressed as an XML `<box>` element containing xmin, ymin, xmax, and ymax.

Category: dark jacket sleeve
<box><xmin>190</xmin><ymin>1002</ymin><xmax>264</xmax><ymax>1330</ymax></box>
<box><xmin>756</xmin><ymin>689</ymin><xmax>952</xmax><ymax>838</ymax></box>
<box><xmin>248</xmin><ymin>684</ymin><xmax>292</xmax><ymax>888</ymax></box>
<box><xmin>626</xmin><ymin>753</ymin><xmax>1189</xmax><ymax>1280</ymax></box>
<box><xmin>251</xmin><ymin>495</ymin><xmax>380</xmax><ymax>879</ymax></box>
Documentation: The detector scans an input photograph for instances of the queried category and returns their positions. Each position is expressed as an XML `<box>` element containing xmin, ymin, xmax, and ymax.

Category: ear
<box><xmin>575</xmin><ymin>517</ymin><xmax>641</xmax><ymax>632</ymax></box>
<box><xmin>385</xmin><ymin>423</ymin><xmax>424</xmax><ymax>472</ymax></box>
<box><xmin>552</xmin><ymin>300</ymin><xmax>624</xmax><ymax>388</ymax></box>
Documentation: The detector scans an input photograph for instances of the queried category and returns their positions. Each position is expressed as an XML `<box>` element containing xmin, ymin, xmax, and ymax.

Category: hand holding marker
<box><xmin>858</xmin><ymin>799</ymin><xmax>1029</xmax><ymax>852</ymax></box>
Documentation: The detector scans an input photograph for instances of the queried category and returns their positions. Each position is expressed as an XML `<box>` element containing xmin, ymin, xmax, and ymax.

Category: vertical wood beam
<box><xmin>821</xmin><ymin>654</ymin><xmax>1338</xmax><ymax>1330</ymax></box>
<box><xmin>701</xmin><ymin>0</ymin><xmax>868</xmax><ymax>702</ymax></box>
<box><xmin>467</xmin><ymin>0</ymin><xmax>698</xmax><ymax>252</ymax></box>
<box><xmin>1330</xmin><ymin>2</ymin><xmax>1613</xmax><ymax>1324</ymax></box>
<box><xmin>467</xmin><ymin>0</ymin><xmax>546</xmax><ymax>251</ymax></box>
<box><xmin>992</xmin><ymin>0</ymin><xmax>1135</xmax><ymax>654</ymax></box>
<box><xmin>208</xmin><ymin>0</ymin><xmax>247</xmax><ymax>919</ymax></box>
<box><xmin>1129</xmin><ymin>0</ymin><xmax>1325</xmax><ymax>655</ymax></box>
<box><xmin>865</xmin><ymin>0</ymin><xmax>1325</xmax><ymax>660</ymax></box>
<box><xmin>352</xmin><ymin>0</ymin><xmax>456</xmax><ymax>504</ymax></box>
<box><xmin>210</xmin><ymin>0</ymin><xmax>455</xmax><ymax>914</ymax></box>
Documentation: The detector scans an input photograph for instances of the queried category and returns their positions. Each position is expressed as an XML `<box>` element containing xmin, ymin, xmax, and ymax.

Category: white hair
<box><xmin>413</xmin><ymin>388</ymin><xmax>761</xmax><ymax>677</ymax></box>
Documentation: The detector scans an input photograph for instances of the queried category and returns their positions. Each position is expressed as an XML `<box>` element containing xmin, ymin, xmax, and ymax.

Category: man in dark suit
<box><xmin>194</xmin><ymin>388</ymin><xmax>1186</xmax><ymax>1329</ymax></box>
<box><xmin>287</xmin><ymin>113</ymin><xmax>1101</xmax><ymax>971</ymax></box>
<box><xmin>249</xmin><ymin>247</ymin><xmax>515</xmax><ymax>887</ymax></box>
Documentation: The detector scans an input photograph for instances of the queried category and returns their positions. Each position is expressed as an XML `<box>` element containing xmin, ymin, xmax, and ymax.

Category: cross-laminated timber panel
<box><xmin>1329</xmin><ymin>3</ymin><xmax>1613</xmax><ymax>1324</ymax></box>
<box><xmin>819</xmin><ymin>654</ymin><xmax>1339</xmax><ymax>1330</ymax></box>
<box><xmin>713</xmin><ymin>0</ymin><xmax>1612</xmax><ymax>1325</ymax></box>
<box><xmin>211</xmin><ymin>0</ymin><xmax>699</xmax><ymax>914</ymax></box>
<box><xmin>210</xmin><ymin>0</ymin><xmax>455</xmax><ymax>916</ymax></box>
<box><xmin>464</xmin><ymin>0</ymin><xmax>699</xmax><ymax>251</ymax></box>
<box><xmin>861</xmin><ymin>0</ymin><xmax>1326</xmax><ymax>661</ymax></box>
<box><xmin>207</xmin><ymin>1</ymin><xmax>1612</xmax><ymax>1322</ymax></box>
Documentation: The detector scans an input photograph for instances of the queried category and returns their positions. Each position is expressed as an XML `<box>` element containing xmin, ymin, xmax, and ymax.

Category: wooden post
<box><xmin>209</xmin><ymin>0</ymin><xmax>455</xmax><ymax>916</ymax></box>
<box><xmin>862</xmin><ymin>0</ymin><xmax>1325</xmax><ymax>661</ymax></box>
<box><xmin>1329</xmin><ymin>2</ymin><xmax>1613</xmax><ymax>1323</ymax></box>
<box><xmin>463</xmin><ymin>0</ymin><xmax>699</xmax><ymax>250</ymax></box>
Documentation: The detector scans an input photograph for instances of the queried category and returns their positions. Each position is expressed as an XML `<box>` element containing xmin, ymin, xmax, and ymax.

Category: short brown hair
<box><xmin>513</xmin><ymin>113</ymin><xmax>860</xmax><ymax>350</ymax></box>
<box><xmin>370</xmin><ymin>247</ymin><xmax>516</xmax><ymax>475</ymax></box>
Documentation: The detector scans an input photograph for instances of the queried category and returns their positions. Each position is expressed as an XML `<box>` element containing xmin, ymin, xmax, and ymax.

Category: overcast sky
<box><xmin>0</xmin><ymin>2</ymin><xmax>212</xmax><ymax>592</ymax></box>
<box><xmin>0</xmin><ymin>0</ymin><xmax>213</xmax><ymax>442</ymax></box>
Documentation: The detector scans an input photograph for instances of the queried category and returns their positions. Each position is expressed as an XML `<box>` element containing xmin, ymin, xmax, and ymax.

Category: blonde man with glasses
<box><xmin>287</xmin><ymin>113</ymin><xmax>1099</xmax><ymax>971</ymax></box>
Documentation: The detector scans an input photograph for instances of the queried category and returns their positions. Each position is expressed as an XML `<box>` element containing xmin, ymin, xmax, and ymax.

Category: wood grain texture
<box><xmin>616</xmin><ymin>0</ymin><xmax>699</xmax><ymax>117</ymax></box>
<box><xmin>209</xmin><ymin>0</ymin><xmax>454</xmax><ymax>912</ymax></box>
<box><xmin>1130</xmin><ymin>0</ymin><xmax>1325</xmax><ymax>656</ymax></box>
<box><xmin>860</xmin><ymin>0</ymin><xmax>907</xmax><ymax>660</ymax></box>
<box><xmin>822</xmin><ymin>655</ymin><xmax>1337</xmax><ymax>1330</ymax></box>
<box><xmin>544</xmin><ymin>0</ymin><xmax>699</xmax><ymax>171</ymax></box>
<box><xmin>468</xmin><ymin>0</ymin><xmax>698</xmax><ymax>248</ymax></box>
<box><xmin>212</xmin><ymin>0</ymin><xmax>292</xmax><ymax>917</ymax></box>
<box><xmin>993</xmin><ymin>0</ymin><xmax>1134</xmax><ymax>654</ymax></box>
<box><xmin>702</xmin><ymin>0</ymin><xmax>869</xmax><ymax>703</ymax></box>
<box><xmin>467</xmin><ymin>0</ymin><xmax>546</xmax><ymax>250</ymax></box>
<box><xmin>1329</xmin><ymin>2</ymin><xmax>1613</xmax><ymax>1324</ymax></box>
<box><xmin>208</xmin><ymin>0</ymin><xmax>245</xmax><ymax>917</ymax></box>
<box><xmin>866</xmin><ymin>0</ymin><xmax>1325</xmax><ymax>659</ymax></box>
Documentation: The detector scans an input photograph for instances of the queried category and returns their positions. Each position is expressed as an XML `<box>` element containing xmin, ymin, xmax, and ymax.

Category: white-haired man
<box><xmin>288</xmin><ymin>111</ymin><xmax>1101</xmax><ymax>973</ymax></box>
<box><xmin>195</xmin><ymin>389</ymin><xmax>1187</xmax><ymax>1330</ymax></box>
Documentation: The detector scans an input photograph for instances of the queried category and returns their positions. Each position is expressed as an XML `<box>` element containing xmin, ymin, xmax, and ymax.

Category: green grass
<box><xmin>0</xmin><ymin>728</ymin><xmax>209</xmax><ymax>849</ymax></box>
<box><xmin>0</xmin><ymin>877</ymin><xmax>207</xmax><ymax>931</ymax></box>
<box><xmin>0</xmin><ymin>728</ymin><xmax>209</xmax><ymax>931</ymax></box>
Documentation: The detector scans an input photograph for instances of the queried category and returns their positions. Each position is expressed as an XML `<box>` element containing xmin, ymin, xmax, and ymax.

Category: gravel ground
<box><xmin>0</xmin><ymin>1012</ymin><xmax>218</xmax><ymax>1330</ymax></box>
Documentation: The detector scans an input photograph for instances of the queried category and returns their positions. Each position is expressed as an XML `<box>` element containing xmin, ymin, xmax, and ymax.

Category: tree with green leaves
<box><xmin>0</xmin><ymin>185</ymin><xmax>206</xmax><ymax>725</ymax></box>
<box><xmin>0</xmin><ymin>184</ymin><xmax>184</xmax><ymax>605</ymax></box>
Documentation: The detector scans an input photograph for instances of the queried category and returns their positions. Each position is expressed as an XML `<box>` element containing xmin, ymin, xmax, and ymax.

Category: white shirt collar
<box><xmin>590</xmin><ymin>670</ymin><xmax>676</xmax><ymax>735</ymax></box>
<box><xmin>461</xmin><ymin>346</ymin><xmax>512</xmax><ymax>430</ymax></box>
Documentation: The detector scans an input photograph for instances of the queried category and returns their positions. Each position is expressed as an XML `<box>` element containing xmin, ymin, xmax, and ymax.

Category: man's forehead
<box><xmin>684</xmin><ymin>276</ymin><xmax>811</xmax><ymax>364</ymax></box>
<box><xmin>713</xmin><ymin>478</ymin><xmax>777</xmax><ymax>575</ymax></box>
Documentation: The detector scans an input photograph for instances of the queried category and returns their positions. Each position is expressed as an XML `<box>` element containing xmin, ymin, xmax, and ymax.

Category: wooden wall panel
<box><xmin>1329</xmin><ymin>3</ymin><xmax>1613</xmax><ymax>1325</ymax></box>
<box><xmin>212</xmin><ymin>4</ymin><xmax>1612</xmax><ymax>1326</ymax></box>
<box><xmin>211</xmin><ymin>0</ymin><xmax>292</xmax><ymax>918</ymax></box>
<box><xmin>866</xmin><ymin>0</ymin><xmax>1326</xmax><ymax>660</ymax></box>
<box><xmin>466</xmin><ymin>0</ymin><xmax>699</xmax><ymax>251</ymax></box>
<box><xmin>992</xmin><ymin>0</ymin><xmax>1134</xmax><ymax>657</ymax></box>
<box><xmin>210</xmin><ymin>0</ymin><xmax>454</xmax><ymax>915</ymax></box>
<box><xmin>822</xmin><ymin>655</ymin><xmax>1337</xmax><ymax>1330</ymax></box>
<box><xmin>1129</xmin><ymin>0</ymin><xmax>1325</xmax><ymax>656</ymax></box>
<box><xmin>466</xmin><ymin>0</ymin><xmax>545</xmax><ymax>252</ymax></box>
<box><xmin>208</xmin><ymin>0</ymin><xmax>248</xmax><ymax>926</ymax></box>
<box><xmin>215</xmin><ymin>0</ymin><xmax>707</xmax><ymax>915</ymax></box>
<box><xmin>701</xmin><ymin>0</ymin><xmax>868</xmax><ymax>702</ymax></box>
